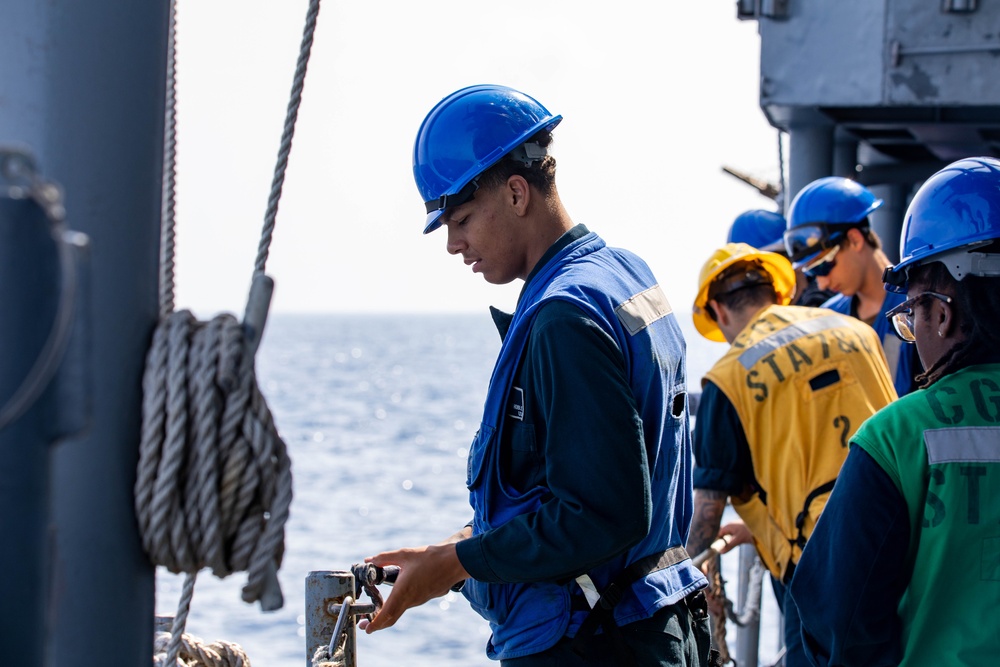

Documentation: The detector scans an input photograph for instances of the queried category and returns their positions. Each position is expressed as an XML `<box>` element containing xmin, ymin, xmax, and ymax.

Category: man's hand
<box><xmin>715</xmin><ymin>520</ymin><xmax>752</xmax><ymax>555</ymax></box>
<box><xmin>361</xmin><ymin>541</ymin><xmax>470</xmax><ymax>633</ymax></box>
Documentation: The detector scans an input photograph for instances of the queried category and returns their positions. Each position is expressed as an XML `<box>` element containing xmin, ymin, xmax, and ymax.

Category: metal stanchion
<box><xmin>306</xmin><ymin>570</ymin><xmax>358</xmax><ymax>667</ymax></box>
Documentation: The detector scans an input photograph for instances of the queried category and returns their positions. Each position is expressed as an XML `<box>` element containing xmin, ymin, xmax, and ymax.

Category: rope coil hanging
<box><xmin>138</xmin><ymin>0</ymin><xmax>323</xmax><ymax>664</ymax></box>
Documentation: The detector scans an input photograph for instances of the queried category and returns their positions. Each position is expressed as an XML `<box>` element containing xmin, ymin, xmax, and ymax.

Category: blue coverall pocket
<box><xmin>466</xmin><ymin>424</ymin><xmax>495</xmax><ymax>490</ymax></box>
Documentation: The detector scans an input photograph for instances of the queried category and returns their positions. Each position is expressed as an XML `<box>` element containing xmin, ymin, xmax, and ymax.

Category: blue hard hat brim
<box><xmin>424</xmin><ymin>209</ymin><xmax>444</xmax><ymax>234</ymax></box>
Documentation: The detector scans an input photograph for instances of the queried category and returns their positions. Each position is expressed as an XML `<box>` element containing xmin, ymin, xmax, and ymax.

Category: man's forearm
<box><xmin>686</xmin><ymin>489</ymin><xmax>729</xmax><ymax>559</ymax></box>
<box><xmin>438</xmin><ymin>525</ymin><xmax>472</xmax><ymax>545</ymax></box>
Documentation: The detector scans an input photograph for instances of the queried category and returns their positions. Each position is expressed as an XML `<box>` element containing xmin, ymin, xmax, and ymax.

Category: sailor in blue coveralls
<box><xmin>782</xmin><ymin>177</ymin><xmax>921</xmax><ymax>397</ymax></box>
<box><xmin>362</xmin><ymin>85</ymin><xmax>714</xmax><ymax>667</ymax></box>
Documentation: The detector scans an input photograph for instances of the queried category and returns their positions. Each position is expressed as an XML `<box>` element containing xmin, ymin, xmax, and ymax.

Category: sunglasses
<box><xmin>885</xmin><ymin>291</ymin><xmax>953</xmax><ymax>342</ymax></box>
<box><xmin>801</xmin><ymin>245</ymin><xmax>841</xmax><ymax>278</ymax></box>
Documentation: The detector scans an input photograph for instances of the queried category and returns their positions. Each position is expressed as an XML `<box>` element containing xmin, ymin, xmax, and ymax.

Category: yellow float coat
<box><xmin>704</xmin><ymin>305</ymin><xmax>896</xmax><ymax>580</ymax></box>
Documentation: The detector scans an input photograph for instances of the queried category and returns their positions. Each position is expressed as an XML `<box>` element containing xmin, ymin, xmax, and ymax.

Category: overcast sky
<box><xmin>173</xmin><ymin>0</ymin><xmax>781</xmax><ymax>316</ymax></box>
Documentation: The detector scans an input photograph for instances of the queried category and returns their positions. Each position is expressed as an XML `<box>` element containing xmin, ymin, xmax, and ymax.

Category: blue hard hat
<box><xmin>413</xmin><ymin>84</ymin><xmax>562</xmax><ymax>234</ymax></box>
<box><xmin>883</xmin><ymin>157</ymin><xmax>1000</xmax><ymax>293</ymax></box>
<box><xmin>727</xmin><ymin>209</ymin><xmax>787</xmax><ymax>253</ymax></box>
<box><xmin>783</xmin><ymin>177</ymin><xmax>883</xmax><ymax>267</ymax></box>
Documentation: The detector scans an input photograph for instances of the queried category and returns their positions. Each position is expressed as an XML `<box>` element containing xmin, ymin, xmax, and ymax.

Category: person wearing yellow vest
<box><xmin>686</xmin><ymin>243</ymin><xmax>897</xmax><ymax>667</ymax></box>
<box><xmin>789</xmin><ymin>157</ymin><xmax>1000</xmax><ymax>666</ymax></box>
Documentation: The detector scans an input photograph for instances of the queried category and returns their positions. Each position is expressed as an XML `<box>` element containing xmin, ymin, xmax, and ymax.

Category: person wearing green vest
<box><xmin>789</xmin><ymin>156</ymin><xmax>1000</xmax><ymax>666</ymax></box>
<box><xmin>686</xmin><ymin>243</ymin><xmax>897</xmax><ymax>667</ymax></box>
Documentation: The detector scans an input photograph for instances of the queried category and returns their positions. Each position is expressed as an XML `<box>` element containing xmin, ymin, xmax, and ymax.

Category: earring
<box><xmin>938</xmin><ymin>330</ymin><xmax>944</xmax><ymax>338</ymax></box>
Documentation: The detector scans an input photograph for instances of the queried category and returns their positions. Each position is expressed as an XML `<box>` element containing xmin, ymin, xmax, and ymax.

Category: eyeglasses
<box><xmin>801</xmin><ymin>245</ymin><xmax>841</xmax><ymax>278</ymax></box>
<box><xmin>885</xmin><ymin>292</ymin><xmax>952</xmax><ymax>342</ymax></box>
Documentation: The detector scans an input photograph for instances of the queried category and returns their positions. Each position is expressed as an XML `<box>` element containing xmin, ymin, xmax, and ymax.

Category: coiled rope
<box><xmin>692</xmin><ymin>535</ymin><xmax>770</xmax><ymax>666</ymax></box>
<box><xmin>138</xmin><ymin>1</ymin><xmax>323</xmax><ymax>664</ymax></box>
<box><xmin>703</xmin><ymin>554</ymin><xmax>733</xmax><ymax>665</ymax></box>
<box><xmin>155</xmin><ymin>621</ymin><xmax>251</xmax><ymax>667</ymax></box>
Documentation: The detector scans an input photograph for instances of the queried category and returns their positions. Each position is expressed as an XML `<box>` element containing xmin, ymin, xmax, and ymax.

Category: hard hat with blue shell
<box><xmin>413</xmin><ymin>84</ymin><xmax>562</xmax><ymax>234</ymax></box>
<box><xmin>783</xmin><ymin>177</ymin><xmax>883</xmax><ymax>269</ymax></box>
<box><xmin>727</xmin><ymin>209</ymin><xmax>788</xmax><ymax>254</ymax></box>
<box><xmin>883</xmin><ymin>156</ymin><xmax>1000</xmax><ymax>293</ymax></box>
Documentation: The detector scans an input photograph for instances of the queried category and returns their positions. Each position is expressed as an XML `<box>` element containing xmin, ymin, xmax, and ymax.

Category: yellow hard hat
<box><xmin>692</xmin><ymin>242</ymin><xmax>796</xmax><ymax>342</ymax></box>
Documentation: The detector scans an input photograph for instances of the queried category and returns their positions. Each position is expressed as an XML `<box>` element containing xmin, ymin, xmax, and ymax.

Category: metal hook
<box><xmin>327</xmin><ymin>595</ymin><xmax>354</xmax><ymax>656</ymax></box>
<box><xmin>326</xmin><ymin>597</ymin><xmax>377</xmax><ymax>657</ymax></box>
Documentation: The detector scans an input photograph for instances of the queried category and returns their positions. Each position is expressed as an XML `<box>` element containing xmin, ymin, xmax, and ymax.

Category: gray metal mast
<box><xmin>742</xmin><ymin>0</ymin><xmax>1000</xmax><ymax>258</ymax></box>
<box><xmin>0</xmin><ymin>1</ymin><xmax>168</xmax><ymax>665</ymax></box>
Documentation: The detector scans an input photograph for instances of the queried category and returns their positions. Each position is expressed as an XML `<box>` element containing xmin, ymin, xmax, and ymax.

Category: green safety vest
<box><xmin>853</xmin><ymin>363</ymin><xmax>1000</xmax><ymax>666</ymax></box>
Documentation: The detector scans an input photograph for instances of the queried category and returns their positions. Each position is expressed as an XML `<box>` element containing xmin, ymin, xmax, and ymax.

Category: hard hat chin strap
<box><xmin>424</xmin><ymin>178</ymin><xmax>480</xmax><ymax>215</ymax></box>
<box><xmin>709</xmin><ymin>263</ymin><xmax>772</xmax><ymax>302</ymax></box>
<box><xmin>507</xmin><ymin>140</ymin><xmax>548</xmax><ymax>167</ymax></box>
<box><xmin>423</xmin><ymin>140</ymin><xmax>549</xmax><ymax>215</ymax></box>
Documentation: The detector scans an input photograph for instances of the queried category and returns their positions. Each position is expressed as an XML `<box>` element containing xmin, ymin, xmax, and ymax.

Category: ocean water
<box><xmin>155</xmin><ymin>312</ymin><xmax>780</xmax><ymax>667</ymax></box>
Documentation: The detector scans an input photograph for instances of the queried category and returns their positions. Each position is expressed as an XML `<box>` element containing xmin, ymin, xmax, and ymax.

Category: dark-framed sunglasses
<box><xmin>885</xmin><ymin>291</ymin><xmax>952</xmax><ymax>342</ymax></box>
<box><xmin>801</xmin><ymin>244</ymin><xmax>841</xmax><ymax>278</ymax></box>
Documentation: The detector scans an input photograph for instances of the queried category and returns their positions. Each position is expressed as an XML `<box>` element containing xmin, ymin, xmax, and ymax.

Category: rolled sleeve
<box><xmin>692</xmin><ymin>381</ymin><xmax>753</xmax><ymax>496</ymax></box>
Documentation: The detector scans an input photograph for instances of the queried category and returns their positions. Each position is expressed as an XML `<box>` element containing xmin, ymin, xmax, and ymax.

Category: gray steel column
<box><xmin>0</xmin><ymin>193</ymin><xmax>60</xmax><ymax>667</ymax></box>
<box><xmin>306</xmin><ymin>571</ymin><xmax>359</xmax><ymax>667</ymax></box>
<box><xmin>833</xmin><ymin>139</ymin><xmax>859</xmax><ymax>179</ymax></box>
<box><xmin>0</xmin><ymin>2</ymin><xmax>168</xmax><ymax>665</ymax></box>
<box><xmin>787</xmin><ymin>125</ymin><xmax>834</xmax><ymax>203</ymax></box>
